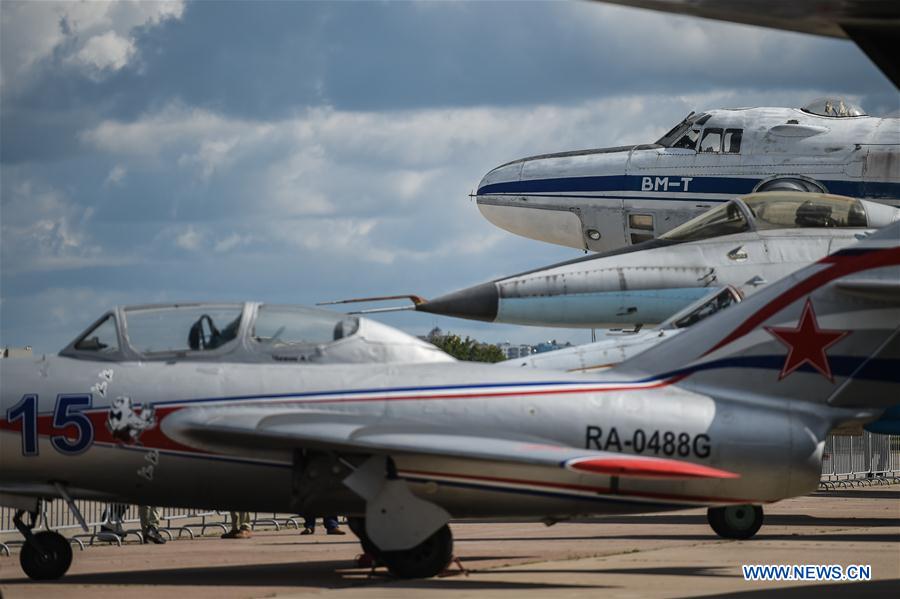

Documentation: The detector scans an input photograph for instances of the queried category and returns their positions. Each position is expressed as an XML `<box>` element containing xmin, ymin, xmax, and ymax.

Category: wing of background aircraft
<box><xmin>597</xmin><ymin>0</ymin><xmax>900</xmax><ymax>88</ymax></box>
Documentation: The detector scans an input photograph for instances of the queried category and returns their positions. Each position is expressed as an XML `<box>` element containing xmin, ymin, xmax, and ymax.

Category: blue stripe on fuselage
<box><xmin>477</xmin><ymin>175</ymin><xmax>900</xmax><ymax>200</ymax></box>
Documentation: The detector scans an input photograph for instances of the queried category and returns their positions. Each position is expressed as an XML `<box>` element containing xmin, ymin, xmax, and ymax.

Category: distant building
<box><xmin>497</xmin><ymin>342</ymin><xmax>534</xmax><ymax>360</ymax></box>
<box><xmin>535</xmin><ymin>339</ymin><xmax>573</xmax><ymax>354</ymax></box>
<box><xmin>1</xmin><ymin>346</ymin><xmax>33</xmax><ymax>359</ymax></box>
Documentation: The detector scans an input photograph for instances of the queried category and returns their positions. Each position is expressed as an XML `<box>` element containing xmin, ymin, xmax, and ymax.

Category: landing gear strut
<box><xmin>348</xmin><ymin>517</ymin><xmax>453</xmax><ymax>578</ymax></box>
<box><xmin>14</xmin><ymin>509</ymin><xmax>73</xmax><ymax>580</ymax></box>
<box><xmin>707</xmin><ymin>504</ymin><xmax>764</xmax><ymax>540</ymax></box>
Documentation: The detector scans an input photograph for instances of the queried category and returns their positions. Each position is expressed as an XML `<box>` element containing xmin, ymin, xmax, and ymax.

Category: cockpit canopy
<box><xmin>61</xmin><ymin>302</ymin><xmax>451</xmax><ymax>364</ymax></box>
<box><xmin>801</xmin><ymin>97</ymin><xmax>866</xmax><ymax>118</ymax></box>
<box><xmin>660</xmin><ymin>192</ymin><xmax>896</xmax><ymax>243</ymax></box>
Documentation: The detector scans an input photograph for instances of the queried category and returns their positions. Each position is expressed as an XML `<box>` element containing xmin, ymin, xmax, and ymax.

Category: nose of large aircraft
<box><xmin>474</xmin><ymin>158</ymin><xmax>588</xmax><ymax>250</ymax></box>
<box><xmin>416</xmin><ymin>282</ymin><xmax>499</xmax><ymax>322</ymax></box>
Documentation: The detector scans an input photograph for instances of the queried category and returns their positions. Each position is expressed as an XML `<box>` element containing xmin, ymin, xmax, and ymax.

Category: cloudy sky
<box><xmin>1</xmin><ymin>0</ymin><xmax>897</xmax><ymax>354</ymax></box>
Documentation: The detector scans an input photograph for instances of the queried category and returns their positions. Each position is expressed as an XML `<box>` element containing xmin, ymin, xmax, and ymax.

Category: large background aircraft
<box><xmin>477</xmin><ymin>99</ymin><xmax>900</xmax><ymax>252</ymax></box>
<box><xmin>2</xmin><ymin>224</ymin><xmax>898</xmax><ymax>582</ymax></box>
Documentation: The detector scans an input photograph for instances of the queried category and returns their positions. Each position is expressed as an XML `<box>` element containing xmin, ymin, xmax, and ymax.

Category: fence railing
<box><xmin>2</xmin><ymin>433</ymin><xmax>898</xmax><ymax>554</ymax></box>
<box><xmin>819</xmin><ymin>431</ymin><xmax>900</xmax><ymax>489</ymax></box>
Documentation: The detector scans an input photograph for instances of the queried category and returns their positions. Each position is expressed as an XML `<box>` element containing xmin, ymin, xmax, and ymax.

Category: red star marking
<box><xmin>765</xmin><ymin>299</ymin><xmax>850</xmax><ymax>382</ymax></box>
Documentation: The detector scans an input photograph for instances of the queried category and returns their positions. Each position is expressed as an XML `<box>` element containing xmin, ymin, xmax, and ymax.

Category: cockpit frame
<box><xmin>59</xmin><ymin>302</ymin><xmax>364</xmax><ymax>364</ymax></box>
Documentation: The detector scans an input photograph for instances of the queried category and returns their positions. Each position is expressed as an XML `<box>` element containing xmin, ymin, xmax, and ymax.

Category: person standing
<box><xmin>222</xmin><ymin>511</ymin><xmax>252</xmax><ymax>539</ymax></box>
<box><xmin>301</xmin><ymin>515</ymin><xmax>345</xmax><ymax>535</ymax></box>
<box><xmin>139</xmin><ymin>506</ymin><xmax>166</xmax><ymax>544</ymax></box>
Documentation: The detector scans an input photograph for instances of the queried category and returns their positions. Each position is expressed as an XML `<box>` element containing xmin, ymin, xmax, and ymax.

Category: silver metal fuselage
<box><xmin>477</xmin><ymin>107</ymin><xmax>900</xmax><ymax>252</ymax></box>
<box><xmin>0</xmin><ymin>356</ymin><xmax>833</xmax><ymax>518</ymax></box>
<box><xmin>418</xmin><ymin>229</ymin><xmax>870</xmax><ymax>328</ymax></box>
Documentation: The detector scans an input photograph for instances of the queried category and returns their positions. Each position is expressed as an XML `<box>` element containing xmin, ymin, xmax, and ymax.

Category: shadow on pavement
<box><xmin>460</xmin><ymin>532</ymin><xmax>900</xmax><ymax>543</ymax></box>
<box><xmin>508</xmin><ymin>565</ymin><xmax>735</xmax><ymax>578</ymax></box>
<box><xmin>568</xmin><ymin>514</ymin><xmax>899</xmax><ymax>527</ymax></box>
<box><xmin>0</xmin><ymin>559</ymin><xmax>603</xmax><ymax>591</ymax></box>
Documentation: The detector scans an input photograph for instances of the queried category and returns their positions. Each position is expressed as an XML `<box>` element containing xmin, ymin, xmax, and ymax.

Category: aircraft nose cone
<box><xmin>477</xmin><ymin>160</ymin><xmax>522</xmax><ymax>197</ymax></box>
<box><xmin>417</xmin><ymin>282</ymin><xmax>499</xmax><ymax>322</ymax></box>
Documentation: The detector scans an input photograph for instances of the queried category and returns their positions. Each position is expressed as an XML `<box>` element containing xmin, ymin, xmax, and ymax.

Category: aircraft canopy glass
<box><xmin>661</xmin><ymin>192</ymin><xmax>870</xmax><ymax>243</ymax></box>
<box><xmin>61</xmin><ymin>302</ymin><xmax>371</xmax><ymax>362</ymax></box>
<box><xmin>72</xmin><ymin>315</ymin><xmax>120</xmax><ymax>355</ymax></box>
<box><xmin>655</xmin><ymin>112</ymin><xmax>711</xmax><ymax>148</ymax></box>
<box><xmin>743</xmin><ymin>193</ymin><xmax>868</xmax><ymax>229</ymax></box>
<box><xmin>801</xmin><ymin>97</ymin><xmax>866</xmax><ymax>118</ymax></box>
<box><xmin>124</xmin><ymin>304</ymin><xmax>243</xmax><ymax>355</ymax></box>
<box><xmin>659</xmin><ymin>201</ymin><xmax>749</xmax><ymax>242</ymax></box>
<box><xmin>252</xmin><ymin>305</ymin><xmax>359</xmax><ymax>349</ymax></box>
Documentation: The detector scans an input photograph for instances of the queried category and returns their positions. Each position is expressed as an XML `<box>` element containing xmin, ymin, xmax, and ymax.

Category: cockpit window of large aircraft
<box><xmin>723</xmin><ymin>129</ymin><xmax>742</xmax><ymax>153</ymax></box>
<box><xmin>252</xmin><ymin>305</ymin><xmax>359</xmax><ymax>348</ymax></box>
<box><xmin>699</xmin><ymin>129</ymin><xmax>723</xmax><ymax>152</ymax></box>
<box><xmin>655</xmin><ymin>113</ymin><xmax>710</xmax><ymax>148</ymax></box>
<box><xmin>73</xmin><ymin>315</ymin><xmax>120</xmax><ymax>354</ymax></box>
<box><xmin>660</xmin><ymin>201</ymin><xmax>749</xmax><ymax>242</ymax></box>
<box><xmin>801</xmin><ymin>97</ymin><xmax>866</xmax><ymax>118</ymax></box>
<box><xmin>699</xmin><ymin>128</ymin><xmax>742</xmax><ymax>153</ymax></box>
<box><xmin>124</xmin><ymin>304</ymin><xmax>243</xmax><ymax>354</ymax></box>
<box><xmin>743</xmin><ymin>194</ymin><xmax>868</xmax><ymax>229</ymax></box>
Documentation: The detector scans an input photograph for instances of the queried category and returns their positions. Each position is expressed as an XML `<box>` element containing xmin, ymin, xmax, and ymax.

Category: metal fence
<box><xmin>2</xmin><ymin>433</ymin><xmax>898</xmax><ymax>555</ymax></box>
<box><xmin>0</xmin><ymin>503</ymin><xmax>302</xmax><ymax>557</ymax></box>
<box><xmin>819</xmin><ymin>432</ymin><xmax>900</xmax><ymax>489</ymax></box>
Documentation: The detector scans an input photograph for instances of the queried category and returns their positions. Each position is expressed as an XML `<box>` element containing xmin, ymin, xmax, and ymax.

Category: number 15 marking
<box><xmin>6</xmin><ymin>394</ymin><xmax>95</xmax><ymax>456</ymax></box>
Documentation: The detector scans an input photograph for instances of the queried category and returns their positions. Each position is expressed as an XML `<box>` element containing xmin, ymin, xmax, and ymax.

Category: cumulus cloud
<box><xmin>174</xmin><ymin>225</ymin><xmax>204</xmax><ymax>251</ymax></box>
<box><xmin>0</xmin><ymin>179</ymin><xmax>131</xmax><ymax>273</ymax></box>
<box><xmin>0</xmin><ymin>0</ymin><xmax>184</xmax><ymax>88</ymax></box>
<box><xmin>104</xmin><ymin>164</ymin><xmax>127</xmax><ymax>186</ymax></box>
<box><xmin>69</xmin><ymin>30</ymin><xmax>136</xmax><ymax>74</ymax></box>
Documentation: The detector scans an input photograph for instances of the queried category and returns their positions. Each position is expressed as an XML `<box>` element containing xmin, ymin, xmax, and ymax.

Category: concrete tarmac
<box><xmin>1</xmin><ymin>486</ymin><xmax>898</xmax><ymax>598</ymax></box>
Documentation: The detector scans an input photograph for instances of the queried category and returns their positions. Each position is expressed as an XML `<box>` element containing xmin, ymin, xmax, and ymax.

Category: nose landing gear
<box><xmin>707</xmin><ymin>504</ymin><xmax>764</xmax><ymax>540</ymax></box>
<box><xmin>14</xmin><ymin>510</ymin><xmax>73</xmax><ymax>580</ymax></box>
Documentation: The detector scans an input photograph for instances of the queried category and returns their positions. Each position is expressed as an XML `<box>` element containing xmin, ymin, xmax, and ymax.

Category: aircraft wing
<box><xmin>597</xmin><ymin>0</ymin><xmax>900</xmax><ymax>87</ymax></box>
<box><xmin>163</xmin><ymin>407</ymin><xmax>737</xmax><ymax>480</ymax></box>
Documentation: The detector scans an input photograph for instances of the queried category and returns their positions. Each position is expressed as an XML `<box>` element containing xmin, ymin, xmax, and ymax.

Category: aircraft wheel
<box><xmin>707</xmin><ymin>505</ymin><xmax>763</xmax><ymax>540</ymax></box>
<box><xmin>347</xmin><ymin>516</ymin><xmax>382</xmax><ymax>559</ymax></box>
<box><xmin>380</xmin><ymin>524</ymin><xmax>453</xmax><ymax>579</ymax></box>
<box><xmin>20</xmin><ymin>531</ymin><xmax>73</xmax><ymax>580</ymax></box>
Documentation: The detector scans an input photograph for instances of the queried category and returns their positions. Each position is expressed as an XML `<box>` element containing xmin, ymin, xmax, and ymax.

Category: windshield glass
<box><xmin>252</xmin><ymin>305</ymin><xmax>359</xmax><ymax>349</ymax></box>
<box><xmin>670</xmin><ymin>288</ymin><xmax>740</xmax><ymax>329</ymax></box>
<box><xmin>73</xmin><ymin>315</ymin><xmax>120</xmax><ymax>354</ymax></box>
<box><xmin>655</xmin><ymin>112</ymin><xmax>709</xmax><ymax>147</ymax></box>
<box><xmin>743</xmin><ymin>193</ymin><xmax>867</xmax><ymax>229</ymax></box>
<box><xmin>124</xmin><ymin>304</ymin><xmax>243</xmax><ymax>355</ymax></box>
<box><xmin>660</xmin><ymin>201</ymin><xmax>750</xmax><ymax>242</ymax></box>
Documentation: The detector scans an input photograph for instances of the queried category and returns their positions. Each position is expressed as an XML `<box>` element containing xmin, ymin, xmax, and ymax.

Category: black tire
<box><xmin>347</xmin><ymin>517</ymin><xmax>382</xmax><ymax>559</ymax></box>
<box><xmin>380</xmin><ymin>524</ymin><xmax>453</xmax><ymax>579</ymax></box>
<box><xmin>20</xmin><ymin>531</ymin><xmax>73</xmax><ymax>580</ymax></box>
<box><xmin>707</xmin><ymin>505</ymin><xmax>764</xmax><ymax>540</ymax></box>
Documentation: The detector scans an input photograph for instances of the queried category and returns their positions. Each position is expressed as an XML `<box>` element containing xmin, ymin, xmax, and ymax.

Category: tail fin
<box><xmin>616</xmin><ymin>223</ymin><xmax>900</xmax><ymax>408</ymax></box>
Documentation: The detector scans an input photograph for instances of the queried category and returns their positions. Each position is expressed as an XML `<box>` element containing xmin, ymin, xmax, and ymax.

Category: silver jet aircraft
<box><xmin>332</xmin><ymin>192</ymin><xmax>899</xmax><ymax>328</ymax></box>
<box><xmin>476</xmin><ymin>98</ymin><xmax>899</xmax><ymax>253</ymax></box>
<box><xmin>2</xmin><ymin>224</ymin><xmax>898</xmax><ymax>582</ymax></box>
<box><xmin>500</xmin><ymin>287</ymin><xmax>740</xmax><ymax>372</ymax></box>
